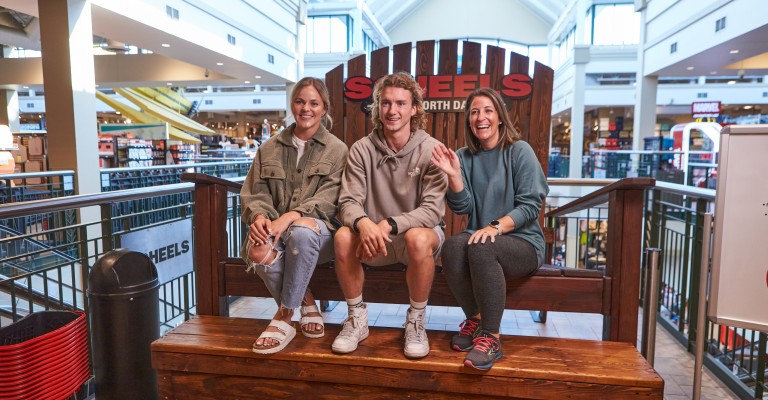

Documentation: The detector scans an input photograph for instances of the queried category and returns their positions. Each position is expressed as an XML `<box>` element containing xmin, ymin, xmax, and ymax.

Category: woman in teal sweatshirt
<box><xmin>431</xmin><ymin>87</ymin><xmax>549</xmax><ymax>370</ymax></box>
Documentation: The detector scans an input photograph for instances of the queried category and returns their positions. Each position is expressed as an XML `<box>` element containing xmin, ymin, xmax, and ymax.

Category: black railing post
<box><xmin>687</xmin><ymin>199</ymin><xmax>709</xmax><ymax>352</ymax></box>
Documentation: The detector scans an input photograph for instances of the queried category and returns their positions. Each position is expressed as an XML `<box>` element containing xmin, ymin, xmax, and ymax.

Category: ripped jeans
<box><xmin>241</xmin><ymin>217</ymin><xmax>334</xmax><ymax>309</ymax></box>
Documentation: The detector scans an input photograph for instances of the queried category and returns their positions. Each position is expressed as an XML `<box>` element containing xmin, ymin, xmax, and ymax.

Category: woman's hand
<box><xmin>268</xmin><ymin>211</ymin><xmax>302</xmax><ymax>246</ymax></box>
<box><xmin>468</xmin><ymin>226</ymin><xmax>499</xmax><ymax>245</ymax></box>
<box><xmin>430</xmin><ymin>144</ymin><xmax>461</xmax><ymax>178</ymax></box>
<box><xmin>249</xmin><ymin>215</ymin><xmax>272</xmax><ymax>245</ymax></box>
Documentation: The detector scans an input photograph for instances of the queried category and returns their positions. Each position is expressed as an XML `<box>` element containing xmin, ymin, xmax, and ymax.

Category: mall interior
<box><xmin>0</xmin><ymin>0</ymin><xmax>765</xmax><ymax>399</ymax></box>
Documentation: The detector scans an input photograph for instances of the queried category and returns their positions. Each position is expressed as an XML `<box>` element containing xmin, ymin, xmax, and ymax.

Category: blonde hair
<box><xmin>463</xmin><ymin>88</ymin><xmax>521</xmax><ymax>154</ymax></box>
<box><xmin>290</xmin><ymin>77</ymin><xmax>333</xmax><ymax>130</ymax></box>
<box><xmin>369</xmin><ymin>72</ymin><xmax>427</xmax><ymax>133</ymax></box>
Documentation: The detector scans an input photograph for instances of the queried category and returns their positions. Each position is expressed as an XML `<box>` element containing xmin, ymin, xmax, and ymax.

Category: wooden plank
<box><xmin>346</xmin><ymin>54</ymin><xmax>369</xmax><ymax>145</ymax></box>
<box><xmin>461</xmin><ymin>41</ymin><xmax>482</xmax><ymax>75</ymax></box>
<box><xmin>158</xmin><ymin>372</ymin><xmax>497</xmax><ymax>400</ymax></box>
<box><xmin>370</xmin><ymin>47</ymin><xmax>390</xmax><ymax>82</ymax></box>
<box><xmin>527</xmin><ymin>61</ymin><xmax>554</xmax><ymax>176</ymax></box>
<box><xmin>222</xmin><ymin>262</ymin><xmax>605</xmax><ymax>314</ymax></box>
<box><xmin>451</xmin><ymin>41</ymin><xmax>479</xmax><ymax>235</ymax></box>
<box><xmin>485</xmin><ymin>44</ymin><xmax>506</xmax><ymax>92</ymax></box>
<box><xmin>153</xmin><ymin>317</ymin><xmax>664</xmax><ymax>399</ymax></box>
<box><xmin>603</xmin><ymin>189</ymin><xmax>644</xmax><ymax>345</ymax></box>
<box><xmin>436</xmin><ymin>40</ymin><xmax>458</xmax><ymax>235</ymax></box>
<box><xmin>325</xmin><ymin>64</ymin><xmax>345</xmax><ymax>141</ymax></box>
<box><xmin>415</xmin><ymin>40</ymin><xmax>435</xmax><ymax>76</ymax></box>
<box><xmin>416</xmin><ymin>40</ymin><xmax>435</xmax><ymax>131</ymax></box>
<box><xmin>508</xmin><ymin>51</ymin><xmax>531</xmax><ymax>142</ymax></box>
<box><xmin>392</xmin><ymin>42</ymin><xmax>412</xmax><ymax>74</ymax></box>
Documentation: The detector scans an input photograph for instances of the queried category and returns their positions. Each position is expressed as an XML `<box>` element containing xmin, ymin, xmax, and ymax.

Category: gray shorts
<box><xmin>364</xmin><ymin>225</ymin><xmax>445</xmax><ymax>267</ymax></box>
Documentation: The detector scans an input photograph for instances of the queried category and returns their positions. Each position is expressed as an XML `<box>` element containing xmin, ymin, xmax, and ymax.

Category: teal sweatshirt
<box><xmin>446</xmin><ymin>140</ymin><xmax>549</xmax><ymax>264</ymax></box>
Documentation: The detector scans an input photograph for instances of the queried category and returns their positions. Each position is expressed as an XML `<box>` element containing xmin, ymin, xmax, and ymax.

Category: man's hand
<box><xmin>355</xmin><ymin>218</ymin><xmax>393</xmax><ymax>260</ymax></box>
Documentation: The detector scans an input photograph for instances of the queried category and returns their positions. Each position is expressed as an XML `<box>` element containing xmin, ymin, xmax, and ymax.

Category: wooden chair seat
<box><xmin>153</xmin><ymin>316</ymin><xmax>663</xmax><ymax>400</ymax></box>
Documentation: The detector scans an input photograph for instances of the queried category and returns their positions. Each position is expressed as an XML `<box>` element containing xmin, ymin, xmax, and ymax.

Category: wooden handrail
<box><xmin>180</xmin><ymin>172</ymin><xmax>244</xmax><ymax>193</ymax></box>
<box><xmin>547</xmin><ymin>177</ymin><xmax>655</xmax><ymax>217</ymax></box>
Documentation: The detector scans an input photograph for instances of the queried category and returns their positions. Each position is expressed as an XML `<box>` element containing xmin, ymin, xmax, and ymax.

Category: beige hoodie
<box><xmin>338</xmin><ymin>129</ymin><xmax>448</xmax><ymax>232</ymax></box>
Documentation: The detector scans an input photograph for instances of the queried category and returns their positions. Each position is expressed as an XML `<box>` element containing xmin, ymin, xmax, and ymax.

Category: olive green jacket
<box><xmin>240</xmin><ymin>123</ymin><xmax>349</xmax><ymax>230</ymax></box>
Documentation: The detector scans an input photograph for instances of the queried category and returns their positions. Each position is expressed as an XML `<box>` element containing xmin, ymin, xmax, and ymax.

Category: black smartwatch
<box><xmin>352</xmin><ymin>216</ymin><xmax>366</xmax><ymax>233</ymax></box>
<box><xmin>387</xmin><ymin>217</ymin><xmax>398</xmax><ymax>235</ymax></box>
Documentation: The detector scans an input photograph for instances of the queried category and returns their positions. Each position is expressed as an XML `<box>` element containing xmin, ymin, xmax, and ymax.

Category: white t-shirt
<box><xmin>292</xmin><ymin>135</ymin><xmax>307</xmax><ymax>166</ymax></box>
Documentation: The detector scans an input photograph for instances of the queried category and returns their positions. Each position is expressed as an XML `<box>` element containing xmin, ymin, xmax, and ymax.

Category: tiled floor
<box><xmin>230</xmin><ymin>297</ymin><xmax>739</xmax><ymax>400</ymax></box>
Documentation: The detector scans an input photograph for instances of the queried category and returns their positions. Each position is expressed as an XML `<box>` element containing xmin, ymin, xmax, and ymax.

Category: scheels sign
<box><xmin>344</xmin><ymin>73</ymin><xmax>533</xmax><ymax>112</ymax></box>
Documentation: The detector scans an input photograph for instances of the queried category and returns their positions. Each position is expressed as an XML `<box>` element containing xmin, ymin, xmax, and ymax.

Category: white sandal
<box><xmin>299</xmin><ymin>303</ymin><xmax>325</xmax><ymax>339</ymax></box>
<box><xmin>252</xmin><ymin>319</ymin><xmax>296</xmax><ymax>354</ymax></box>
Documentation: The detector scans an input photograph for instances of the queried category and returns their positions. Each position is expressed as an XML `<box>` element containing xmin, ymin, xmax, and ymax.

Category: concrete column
<box><xmin>633</xmin><ymin>75</ymin><xmax>658</xmax><ymax>148</ymax></box>
<box><xmin>0</xmin><ymin>90</ymin><xmax>20</xmax><ymax>132</ymax></box>
<box><xmin>568</xmin><ymin>46</ymin><xmax>589</xmax><ymax>179</ymax></box>
<box><xmin>0</xmin><ymin>46</ymin><xmax>21</xmax><ymax>131</ymax></box>
<box><xmin>284</xmin><ymin>83</ymin><xmax>296</xmax><ymax>126</ymax></box>
<box><xmin>38</xmin><ymin>0</ymin><xmax>100</xmax><ymax>195</ymax></box>
<box><xmin>632</xmin><ymin>2</ymin><xmax>659</xmax><ymax>151</ymax></box>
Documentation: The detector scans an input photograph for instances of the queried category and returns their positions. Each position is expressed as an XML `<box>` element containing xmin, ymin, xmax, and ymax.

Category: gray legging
<box><xmin>442</xmin><ymin>232</ymin><xmax>539</xmax><ymax>334</ymax></box>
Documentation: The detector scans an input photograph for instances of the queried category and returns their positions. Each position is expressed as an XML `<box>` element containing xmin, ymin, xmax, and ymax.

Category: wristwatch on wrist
<box><xmin>387</xmin><ymin>217</ymin><xmax>398</xmax><ymax>235</ymax></box>
<box><xmin>489</xmin><ymin>220</ymin><xmax>503</xmax><ymax>236</ymax></box>
<box><xmin>352</xmin><ymin>216</ymin><xmax>366</xmax><ymax>233</ymax></box>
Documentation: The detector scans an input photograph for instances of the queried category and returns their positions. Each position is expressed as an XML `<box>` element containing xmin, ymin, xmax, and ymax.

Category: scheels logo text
<box><xmin>344</xmin><ymin>74</ymin><xmax>533</xmax><ymax>112</ymax></box>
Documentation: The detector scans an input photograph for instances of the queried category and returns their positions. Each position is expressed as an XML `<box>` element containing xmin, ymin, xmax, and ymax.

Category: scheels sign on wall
<box><xmin>344</xmin><ymin>73</ymin><xmax>533</xmax><ymax>112</ymax></box>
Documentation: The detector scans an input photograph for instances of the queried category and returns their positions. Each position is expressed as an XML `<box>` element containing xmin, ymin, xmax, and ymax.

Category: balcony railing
<box><xmin>0</xmin><ymin>175</ymin><xmax>764</xmax><ymax>398</ymax></box>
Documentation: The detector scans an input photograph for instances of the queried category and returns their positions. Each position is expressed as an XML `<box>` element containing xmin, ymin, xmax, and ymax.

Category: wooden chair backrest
<box><xmin>324</xmin><ymin>40</ymin><xmax>553</xmax><ymax>236</ymax></box>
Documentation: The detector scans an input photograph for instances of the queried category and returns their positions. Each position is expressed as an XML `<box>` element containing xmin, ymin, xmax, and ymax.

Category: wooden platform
<box><xmin>152</xmin><ymin>316</ymin><xmax>663</xmax><ymax>399</ymax></box>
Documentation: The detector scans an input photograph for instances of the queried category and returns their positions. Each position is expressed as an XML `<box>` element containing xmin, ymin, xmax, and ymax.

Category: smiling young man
<box><xmin>332</xmin><ymin>72</ymin><xmax>448</xmax><ymax>359</ymax></box>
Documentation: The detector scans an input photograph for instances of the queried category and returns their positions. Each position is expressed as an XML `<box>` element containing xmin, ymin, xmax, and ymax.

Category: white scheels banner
<box><xmin>121</xmin><ymin>219</ymin><xmax>193</xmax><ymax>285</ymax></box>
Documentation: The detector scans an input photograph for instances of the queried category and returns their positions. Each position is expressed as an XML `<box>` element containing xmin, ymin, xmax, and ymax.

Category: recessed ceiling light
<box><xmin>116</xmin><ymin>111</ymin><xmax>121</xmax><ymax>114</ymax></box>
<box><xmin>167</xmin><ymin>82</ymin><xmax>173</xmax><ymax>86</ymax></box>
<box><xmin>686</xmin><ymin>66</ymin><xmax>694</xmax><ymax>70</ymax></box>
<box><xmin>744</xmin><ymin>105</ymin><xmax>753</xmax><ymax>109</ymax></box>
<box><xmin>244</xmin><ymin>80</ymin><xmax>250</xmax><ymax>84</ymax></box>
<box><xmin>729</xmin><ymin>50</ymin><xmax>739</xmax><ymax>54</ymax></box>
<box><xmin>22</xmin><ymin>86</ymin><xmax>28</xmax><ymax>89</ymax></box>
<box><xmin>254</xmin><ymin>75</ymin><xmax>261</xmax><ymax>79</ymax></box>
<box><xmin>727</xmin><ymin>80</ymin><xmax>736</xmax><ymax>85</ymax></box>
<box><xmin>710</xmin><ymin>71</ymin><xmax>717</xmax><ymax>75</ymax></box>
<box><xmin>161</xmin><ymin>43</ymin><xmax>171</xmax><ymax>47</ymax></box>
<box><xmin>216</xmin><ymin>62</ymin><xmax>224</xmax><ymax>66</ymax></box>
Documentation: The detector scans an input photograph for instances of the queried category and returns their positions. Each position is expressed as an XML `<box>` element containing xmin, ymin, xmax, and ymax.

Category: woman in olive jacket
<box><xmin>240</xmin><ymin>77</ymin><xmax>348</xmax><ymax>354</ymax></box>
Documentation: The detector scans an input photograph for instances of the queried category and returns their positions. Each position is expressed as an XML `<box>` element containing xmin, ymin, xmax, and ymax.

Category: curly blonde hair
<box><xmin>369</xmin><ymin>72</ymin><xmax>427</xmax><ymax>133</ymax></box>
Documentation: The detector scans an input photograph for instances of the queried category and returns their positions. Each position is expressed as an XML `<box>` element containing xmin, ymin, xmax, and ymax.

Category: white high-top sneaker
<box><xmin>403</xmin><ymin>307</ymin><xmax>429</xmax><ymax>359</ymax></box>
<box><xmin>331</xmin><ymin>304</ymin><xmax>369</xmax><ymax>354</ymax></box>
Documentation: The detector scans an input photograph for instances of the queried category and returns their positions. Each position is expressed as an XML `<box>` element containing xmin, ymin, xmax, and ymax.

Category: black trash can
<box><xmin>88</xmin><ymin>249</ymin><xmax>159</xmax><ymax>400</ymax></box>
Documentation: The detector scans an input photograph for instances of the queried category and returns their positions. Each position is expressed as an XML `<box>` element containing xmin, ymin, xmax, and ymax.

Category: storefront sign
<box><xmin>121</xmin><ymin>219</ymin><xmax>193</xmax><ymax>284</ymax></box>
<box><xmin>691</xmin><ymin>101</ymin><xmax>721</xmax><ymax>118</ymax></box>
<box><xmin>99</xmin><ymin>123</ymin><xmax>169</xmax><ymax>140</ymax></box>
<box><xmin>344</xmin><ymin>73</ymin><xmax>533</xmax><ymax>112</ymax></box>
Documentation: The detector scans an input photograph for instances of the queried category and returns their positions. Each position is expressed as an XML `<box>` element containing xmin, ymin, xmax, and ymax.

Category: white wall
<box><xmin>387</xmin><ymin>0</ymin><xmax>550</xmax><ymax>45</ymax></box>
<box><xmin>642</xmin><ymin>0</ymin><xmax>768</xmax><ymax>76</ymax></box>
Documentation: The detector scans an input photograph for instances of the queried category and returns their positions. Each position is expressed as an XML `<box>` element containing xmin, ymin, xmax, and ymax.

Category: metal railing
<box><xmin>0</xmin><ymin>171</ymin><xmax>76</xmax><ymax>204</ymax></box>
<box><xmin>0</xmin><ymin>183</ymin><xmax>196</xmax><ymax>332</ymax></box>
<box><xmin>549</xmin><ymin>150</ymin><xmax>718</xmax><ymax>190</ymax></box>
<box><xmin>100</xmin><ymin>161</ymin><xmax>251</xmax><ymax>191</ymax></box>
<box><xmin>645</xmin><ymin>181</ymin><xmax>767</xmax><ymax>399</ymax></box>
<box><xmin>1</xmin><ymin>174</ymin><xmax>765</xmax><ymax>398</ymax></box>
